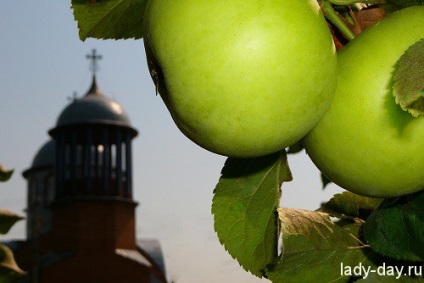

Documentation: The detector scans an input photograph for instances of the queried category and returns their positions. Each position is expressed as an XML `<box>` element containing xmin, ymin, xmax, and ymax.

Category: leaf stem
<box><xmin>321</xmin><ymin>1</ymin><xmax>355</xmax><ymax>41</ymax></box>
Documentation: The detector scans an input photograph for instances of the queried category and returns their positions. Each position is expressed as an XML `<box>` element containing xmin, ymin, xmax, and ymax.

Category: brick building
<box><xmin>10</xmin><ymin>50</ymin><xmax>167</xmax><ymax>283</ymax></box>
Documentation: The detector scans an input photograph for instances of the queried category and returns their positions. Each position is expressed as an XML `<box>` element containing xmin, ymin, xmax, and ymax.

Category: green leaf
<box><xmin>363</xmin><ymin>190</ymin><xmax>424</xmax><ymax>262</ymax></box>
<box><xmin>393</xmin><ymin>38</ymin><xmax>424</xmax><ymax>117</ymax></box>
<box><xmin>321</xmin><ymin>172</ymin><xmax>332</xmax><ymax>189</ymax></box>
<box><xmin>0</xmin><ymin>244</ymin><xmax>26</xmax><ymax>282</ymax></box>
<box><xmin>319</xmin><ymin>191</ymin><xmax>384</xmax><ymax>219</ymax></box>
<box><xmin>355</xmin><ymin>271</ymin><xmax>422</xmax><ymax>282</ymax></box>
<box><xmin>0</xmin><ymin>210</ymin><xmax>24</xmax><ymax>235</ymax></box>
<box><xmin>286</xmin><ymin>140</ymin><xmax>304</xmax><ymax>154</ymax></box>
<box><xmin>266</xmin><ymin>208</ymin><xmax>378</xmax><ymax>283</ymax></box>
<box><xmin>212</xmin><ymin>151</ymin><xmax>292</xmax><ymax>277</ymax></box>
<box><xmin>0</xmin><ymin>165</ymin><xmax>13</xmax><ymax>183</ymax></box>
<box><xmin>383</xmin><ymin>0</ymin><xmax>424</xmax><ymax>13</ymax></box>
<box><xmin>71</xmin><ymin>0</ymin><xmax>147</xmax><ymax>41</ymax></box>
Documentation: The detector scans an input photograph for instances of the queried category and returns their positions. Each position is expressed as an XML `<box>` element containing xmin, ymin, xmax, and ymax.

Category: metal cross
<box><xmin>86</xmin><ymin>49</ymin><xmax>102</xmax><ymax>75</ymax></box>
<box><xmin>67</xmin><ymin>91</ymin><xmax>78</xmax><ymax>101</ymax></box>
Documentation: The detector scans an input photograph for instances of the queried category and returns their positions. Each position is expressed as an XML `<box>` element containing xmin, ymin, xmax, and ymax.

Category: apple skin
<box><xmin>303</xmin><ymin>6</ymin><xmax>424</xmax><ymax>198</ymax></box>
<box><xmin>143</xmin><ymin>0</ymin><xmax>337</xmax><ymax>157</ymax></box>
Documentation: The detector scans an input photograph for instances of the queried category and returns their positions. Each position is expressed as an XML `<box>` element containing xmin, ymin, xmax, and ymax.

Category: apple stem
<box><xmin>321</xmin><ymin>1</ymin><xmax>355</xmax><ymax>41</ymax></box>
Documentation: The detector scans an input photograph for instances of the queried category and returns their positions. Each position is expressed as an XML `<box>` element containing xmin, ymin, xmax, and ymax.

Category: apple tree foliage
<box><xmin>71</xmin><ymin>1</ymin><xmax>423</xmax><ymax>282</ymax></box>
<box><xmin>0</xmin><ymin>165</ymin><xmax>26</xmax><ymax>282</ymax></box>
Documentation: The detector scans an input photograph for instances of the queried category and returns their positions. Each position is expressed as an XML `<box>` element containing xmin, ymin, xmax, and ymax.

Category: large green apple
<box><xmin>303</xmin><ymin>6</ymin><xmax>424</xmax><ymax>197</ymax></box>
<box><xmin>143</xmin><ymin>0</ymin><xmax>337</xmax><ymax>157</ymax></box>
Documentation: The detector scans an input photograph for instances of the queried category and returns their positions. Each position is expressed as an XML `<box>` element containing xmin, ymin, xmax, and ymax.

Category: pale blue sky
<box><xmin>0</xmin><ymin>2</ymin><xmax>343</xmax><ymax>282</ymax></box>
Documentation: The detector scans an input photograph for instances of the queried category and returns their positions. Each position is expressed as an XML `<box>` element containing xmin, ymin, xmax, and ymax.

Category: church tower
<box><xmin>16</xmin><ymin>50</ymin><xmax>167</xmax><ymax>283</ymax></box>
<box><xmin>50</xmin><ymin>49</ymin><xmax>138</xmax><ymax>200</ymax></box>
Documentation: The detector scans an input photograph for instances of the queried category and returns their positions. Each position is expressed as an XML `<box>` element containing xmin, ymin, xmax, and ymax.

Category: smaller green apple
<box><xmin>303</xmin><ymin>6</ymin><xmax>424</xmax><ymax>198</ymax></box>
<box><xmin>144</xmin><ymin>0</ymin><xmax>337</xmax><ymax>157</ymax></box>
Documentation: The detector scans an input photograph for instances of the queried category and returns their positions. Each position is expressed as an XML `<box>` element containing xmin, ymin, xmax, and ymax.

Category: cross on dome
<box><xmin>86</xmin><ymin>49</ymin><xmax>102</xmax><ymax>75</ymax></box>
<box><xmin>85</xmin><ymin>49</ymin><xmax>103</xmax><ymax>96</ymax></box>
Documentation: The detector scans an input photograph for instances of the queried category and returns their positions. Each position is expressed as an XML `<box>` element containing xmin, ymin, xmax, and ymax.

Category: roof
<box><xmin>31</xmin><ymin>139</ymin><xmax>55</xmax><ymax>168</ymax></box>
<box><xmin>115</xmin><ymin>248</ymin><xmax>152</xmax><ymax>267</ymax></box>
<box><xmin>138</xmin><ymin>239</ymin><xmax>168</xmax><ymax>283</ymax></box>
<box><xmin>55</xmin><ymin>75</ymin><xmax>132</xmax><ymax>128</ymax></box>
<box><xmin>6</xmin><ymin>239</ymin><xmax>167</xmax><ymax>283</ymax></box>
<box><xmin>22</xmin><ymin>139</ymin><xmax>56</xmax><ymax>177</ymax></box>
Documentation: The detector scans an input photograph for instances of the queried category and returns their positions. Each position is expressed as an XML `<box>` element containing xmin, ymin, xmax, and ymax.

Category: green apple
<box><xmin>303</xmin><ymin>6</ymin><xmax>424</xmax><ymax>197</ymax></box>
<box><xmin>144</xmin><ymin>0</ymin><xmax>337</xmax><ymax>157</ymax></box>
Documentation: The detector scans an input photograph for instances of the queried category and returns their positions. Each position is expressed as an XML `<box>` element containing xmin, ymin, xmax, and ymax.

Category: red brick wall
<box><xmin>41</xmin><ymin>250</ymin><xmax>151</xmax><ymax>283</ymax></box>
<box><xmin>15</xmin><ymin>197</ymin><xmax>153</xmax><ymax>283</ymax></box>
<box><xmin>51</xmin><ymin>198</ymin><xmax>138</xmax><ymax>251</ymax></box>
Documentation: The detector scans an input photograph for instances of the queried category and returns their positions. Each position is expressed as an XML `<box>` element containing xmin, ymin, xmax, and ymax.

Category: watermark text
<box><xmin>340</xmin><ymin>262</ymin><xmax>422</xmax><ymax>280</ymax></box>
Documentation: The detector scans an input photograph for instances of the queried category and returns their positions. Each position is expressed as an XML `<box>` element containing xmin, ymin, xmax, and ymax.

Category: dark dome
<box><xmin>27</xmin><ymin>139</ymin><xmax>56</xmax><ymax>172</ymax></box>
<box><xmin>56</xmin><ymin>76</ymin><xmax>132</xmax><ymax>127</ymax></box>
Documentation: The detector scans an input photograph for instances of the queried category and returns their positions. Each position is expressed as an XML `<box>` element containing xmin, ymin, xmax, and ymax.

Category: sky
<box><xmin>0</xmin><ymin>2</ymin><xmax>344</xmax><ymax>282</ymax></box>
